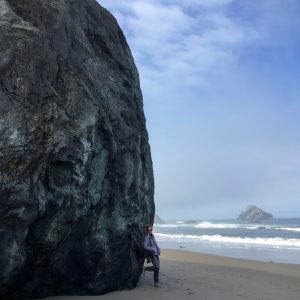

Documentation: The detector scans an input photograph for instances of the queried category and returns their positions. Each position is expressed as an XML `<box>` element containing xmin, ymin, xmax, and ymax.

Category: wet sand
<box><xmin>45</xmin><ymin>249</ymin><xmax>300</xmax><ymax>300</ymax></box>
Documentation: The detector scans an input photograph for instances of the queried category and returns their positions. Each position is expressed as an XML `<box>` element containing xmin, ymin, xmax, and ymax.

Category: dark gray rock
<box><xmin>238</xmin><ymin>205</ymin><xmax>273</xmax><ymax>223</ymax></box>
<box><xmin>0</xmin><ymin>0</ymin><xmax>154</xmax><ymax>299</ymax></box>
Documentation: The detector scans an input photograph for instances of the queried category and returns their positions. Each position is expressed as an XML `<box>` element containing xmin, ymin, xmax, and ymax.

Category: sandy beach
<box><xmin>45</xmin><ymin>249</ymin><xmax>300</xmax><ymax>300</ymax></box>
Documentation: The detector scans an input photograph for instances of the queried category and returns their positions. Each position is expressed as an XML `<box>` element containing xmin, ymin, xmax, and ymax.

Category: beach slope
<box><xmin>45</xmin><ymin>249</ymin><xmax>300</xmax><ymax>300</ymax></box>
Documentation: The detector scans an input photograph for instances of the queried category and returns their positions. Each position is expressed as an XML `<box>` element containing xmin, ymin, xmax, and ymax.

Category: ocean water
<box><xmin>154</xmin><ymin>218</ymin><xmax>300</xmax><ymax>265</ymax></box>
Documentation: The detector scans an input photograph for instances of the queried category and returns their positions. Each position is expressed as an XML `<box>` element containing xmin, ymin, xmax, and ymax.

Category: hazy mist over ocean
<box><xmin>99</xmin><ymin>0</ymin><xmax>300</xmax><ymax>221</ymax></box>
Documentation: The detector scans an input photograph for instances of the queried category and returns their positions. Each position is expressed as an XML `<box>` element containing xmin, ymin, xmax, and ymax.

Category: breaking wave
<box><xmin>155</xmin><ymin>233</ymin><xmax>300</xmax><ymax>249</ymax></box>
<box><xmin>195</xmin><ymin>222</ymin><xmax>259</xmax><ymax>230</ymax></box>
<box><xmin>277</xmin><ymin>227</ymin><xmax>300</xmax><ymax>232</ymax></box>
<box><xmin>193</xmin><ymin>222</ymin><xmax>300</xmax><ymax>232</ymax></box>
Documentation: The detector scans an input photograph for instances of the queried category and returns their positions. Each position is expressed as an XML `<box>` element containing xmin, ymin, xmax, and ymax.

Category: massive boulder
<box><xmin>238</xmin><ymin>205</ymin><xmax>273</xmax><ymax>223</ymax></box>
<box><xmin>0</xmin><ymin>0</ymin><xmax>154</xmax><ymax>299</ymax></box>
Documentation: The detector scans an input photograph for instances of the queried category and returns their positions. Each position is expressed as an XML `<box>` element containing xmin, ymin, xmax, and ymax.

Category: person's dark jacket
<box><xmin>144</xmin><ymin>233</ymin><xmax>160</xmax><ymax>256</ymax></box>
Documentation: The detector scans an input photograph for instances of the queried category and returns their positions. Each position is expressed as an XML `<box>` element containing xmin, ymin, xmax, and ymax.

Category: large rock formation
<box><xmin>238</xmin><ymin>205</ymin><xmax>273</xmax><ymax>223</ymax></box>
<box><xmin>0</xmin><ymin>0</ymin><xmax>154</xmax><ymax>299</ymax></box>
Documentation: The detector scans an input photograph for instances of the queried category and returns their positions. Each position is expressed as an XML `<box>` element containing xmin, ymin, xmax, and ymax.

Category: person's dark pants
<box><xmin>144</xmin><ymin>255</ymin><xmax>160</xmax><ymax>283</ymax></box>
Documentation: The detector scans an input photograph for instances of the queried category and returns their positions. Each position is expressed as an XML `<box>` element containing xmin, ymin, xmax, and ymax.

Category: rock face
<box><xmin>0</xmin><ymin>0</ymin><xmax>154</xmax><ymax>299</ymax></box>
<box><xmin>238</xmin><ymin>205</ymin><xmax>273</xmax><ymax>223</ymax></box>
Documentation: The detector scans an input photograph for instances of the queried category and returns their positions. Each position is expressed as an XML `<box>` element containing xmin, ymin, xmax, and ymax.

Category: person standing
<box><xmin>144</xmin><ymin>224</ymin><xmax>161</xmax><ymax>287</ymax></box>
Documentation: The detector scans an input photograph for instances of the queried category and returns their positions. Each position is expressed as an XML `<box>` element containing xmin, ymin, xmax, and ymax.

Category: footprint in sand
<box><xmin>171</xmin><ymin>277</ymin><xmax>182</xmax><ymax>284</ymax></box>
<box><xmin>185</xmin><ymin>288</ymin><xmax>195</xmax><ymax>296</ymax></box>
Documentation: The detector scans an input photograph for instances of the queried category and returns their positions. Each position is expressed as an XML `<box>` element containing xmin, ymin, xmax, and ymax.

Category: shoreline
<box><xmin>154</xmin><ymin>218</ymin><xmax>300</xmax><ymax>266</ymax></box>
<box><xmin>161</xmin><ymin>248</ymin><xmax>300</xmax><ymax>277</ymax></box>
<box><xmin>45</xmin><ymin>249</ymin><xmax>300</xmax><ymax>300</ymax></box>
<box><xmin>157</xmin><ymin>239</ymin><xmax>300</xmax><ymax>265</ymax></box>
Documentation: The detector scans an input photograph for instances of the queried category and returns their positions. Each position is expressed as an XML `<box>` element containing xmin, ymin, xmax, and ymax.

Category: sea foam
<box><xmin>155</xmin><ymin>233</ymin><xmax>300</xmax><ymax>249</ymax></box>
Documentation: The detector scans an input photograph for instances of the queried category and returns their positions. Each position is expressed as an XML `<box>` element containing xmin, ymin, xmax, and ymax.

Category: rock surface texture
<box><xmin>0</xmin><ymin>0</ymin><xmax>154</xmax><ymax>299</ymax></box>
<box><xmin>238</xmin><ymin>205</ymin><xmax>273</xmax><ymax>223</ymax></box>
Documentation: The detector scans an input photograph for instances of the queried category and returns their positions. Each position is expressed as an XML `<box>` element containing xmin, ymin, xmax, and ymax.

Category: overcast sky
<box><xmin>97</xmin><ymin>0</ymin><xmax>300</xmax><ymax>220</ymax></box>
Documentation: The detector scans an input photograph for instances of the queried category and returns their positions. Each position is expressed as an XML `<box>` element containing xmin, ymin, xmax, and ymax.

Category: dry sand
<box><xmin>45</xmin><ymin>249</ymin><xmax>300</xmax><ymax>300</ymax></box>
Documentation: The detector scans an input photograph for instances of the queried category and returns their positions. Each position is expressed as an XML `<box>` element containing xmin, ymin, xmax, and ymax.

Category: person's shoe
<box><xmin>153</xmin><ymin>282</ymin><xmax>161</xmax><ymax>288</ymax></box>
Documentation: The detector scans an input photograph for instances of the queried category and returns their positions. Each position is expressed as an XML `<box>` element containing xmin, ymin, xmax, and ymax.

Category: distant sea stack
<box><xmin>154</xmin><ymin>214</ymin><xmax>165</xmax><ymax>224</ymax></box>
<box><xmin>238</xmin><ymin>205</ymin><xmax>273</xmax><ymax>223</ymax></box>
<box><xmin>0</xmin><ymin>0</ymin><xmax>154</xmax><ymax>299</ymax></box>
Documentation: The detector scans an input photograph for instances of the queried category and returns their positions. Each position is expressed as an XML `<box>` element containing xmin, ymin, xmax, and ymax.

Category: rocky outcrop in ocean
<box><xmin>154</xmin><ymin>214</ymin><xmax>165</xmax><ymax>224</ymax></box>
<box><xmin>0</xmin><ymin>0</ymin><xmax>154</xmax><ymax>299</ymax></box>
<box><xmin>238</xmin><ymin>205</ymin><xmax>273</xmax><ymax>223</ymax></box>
